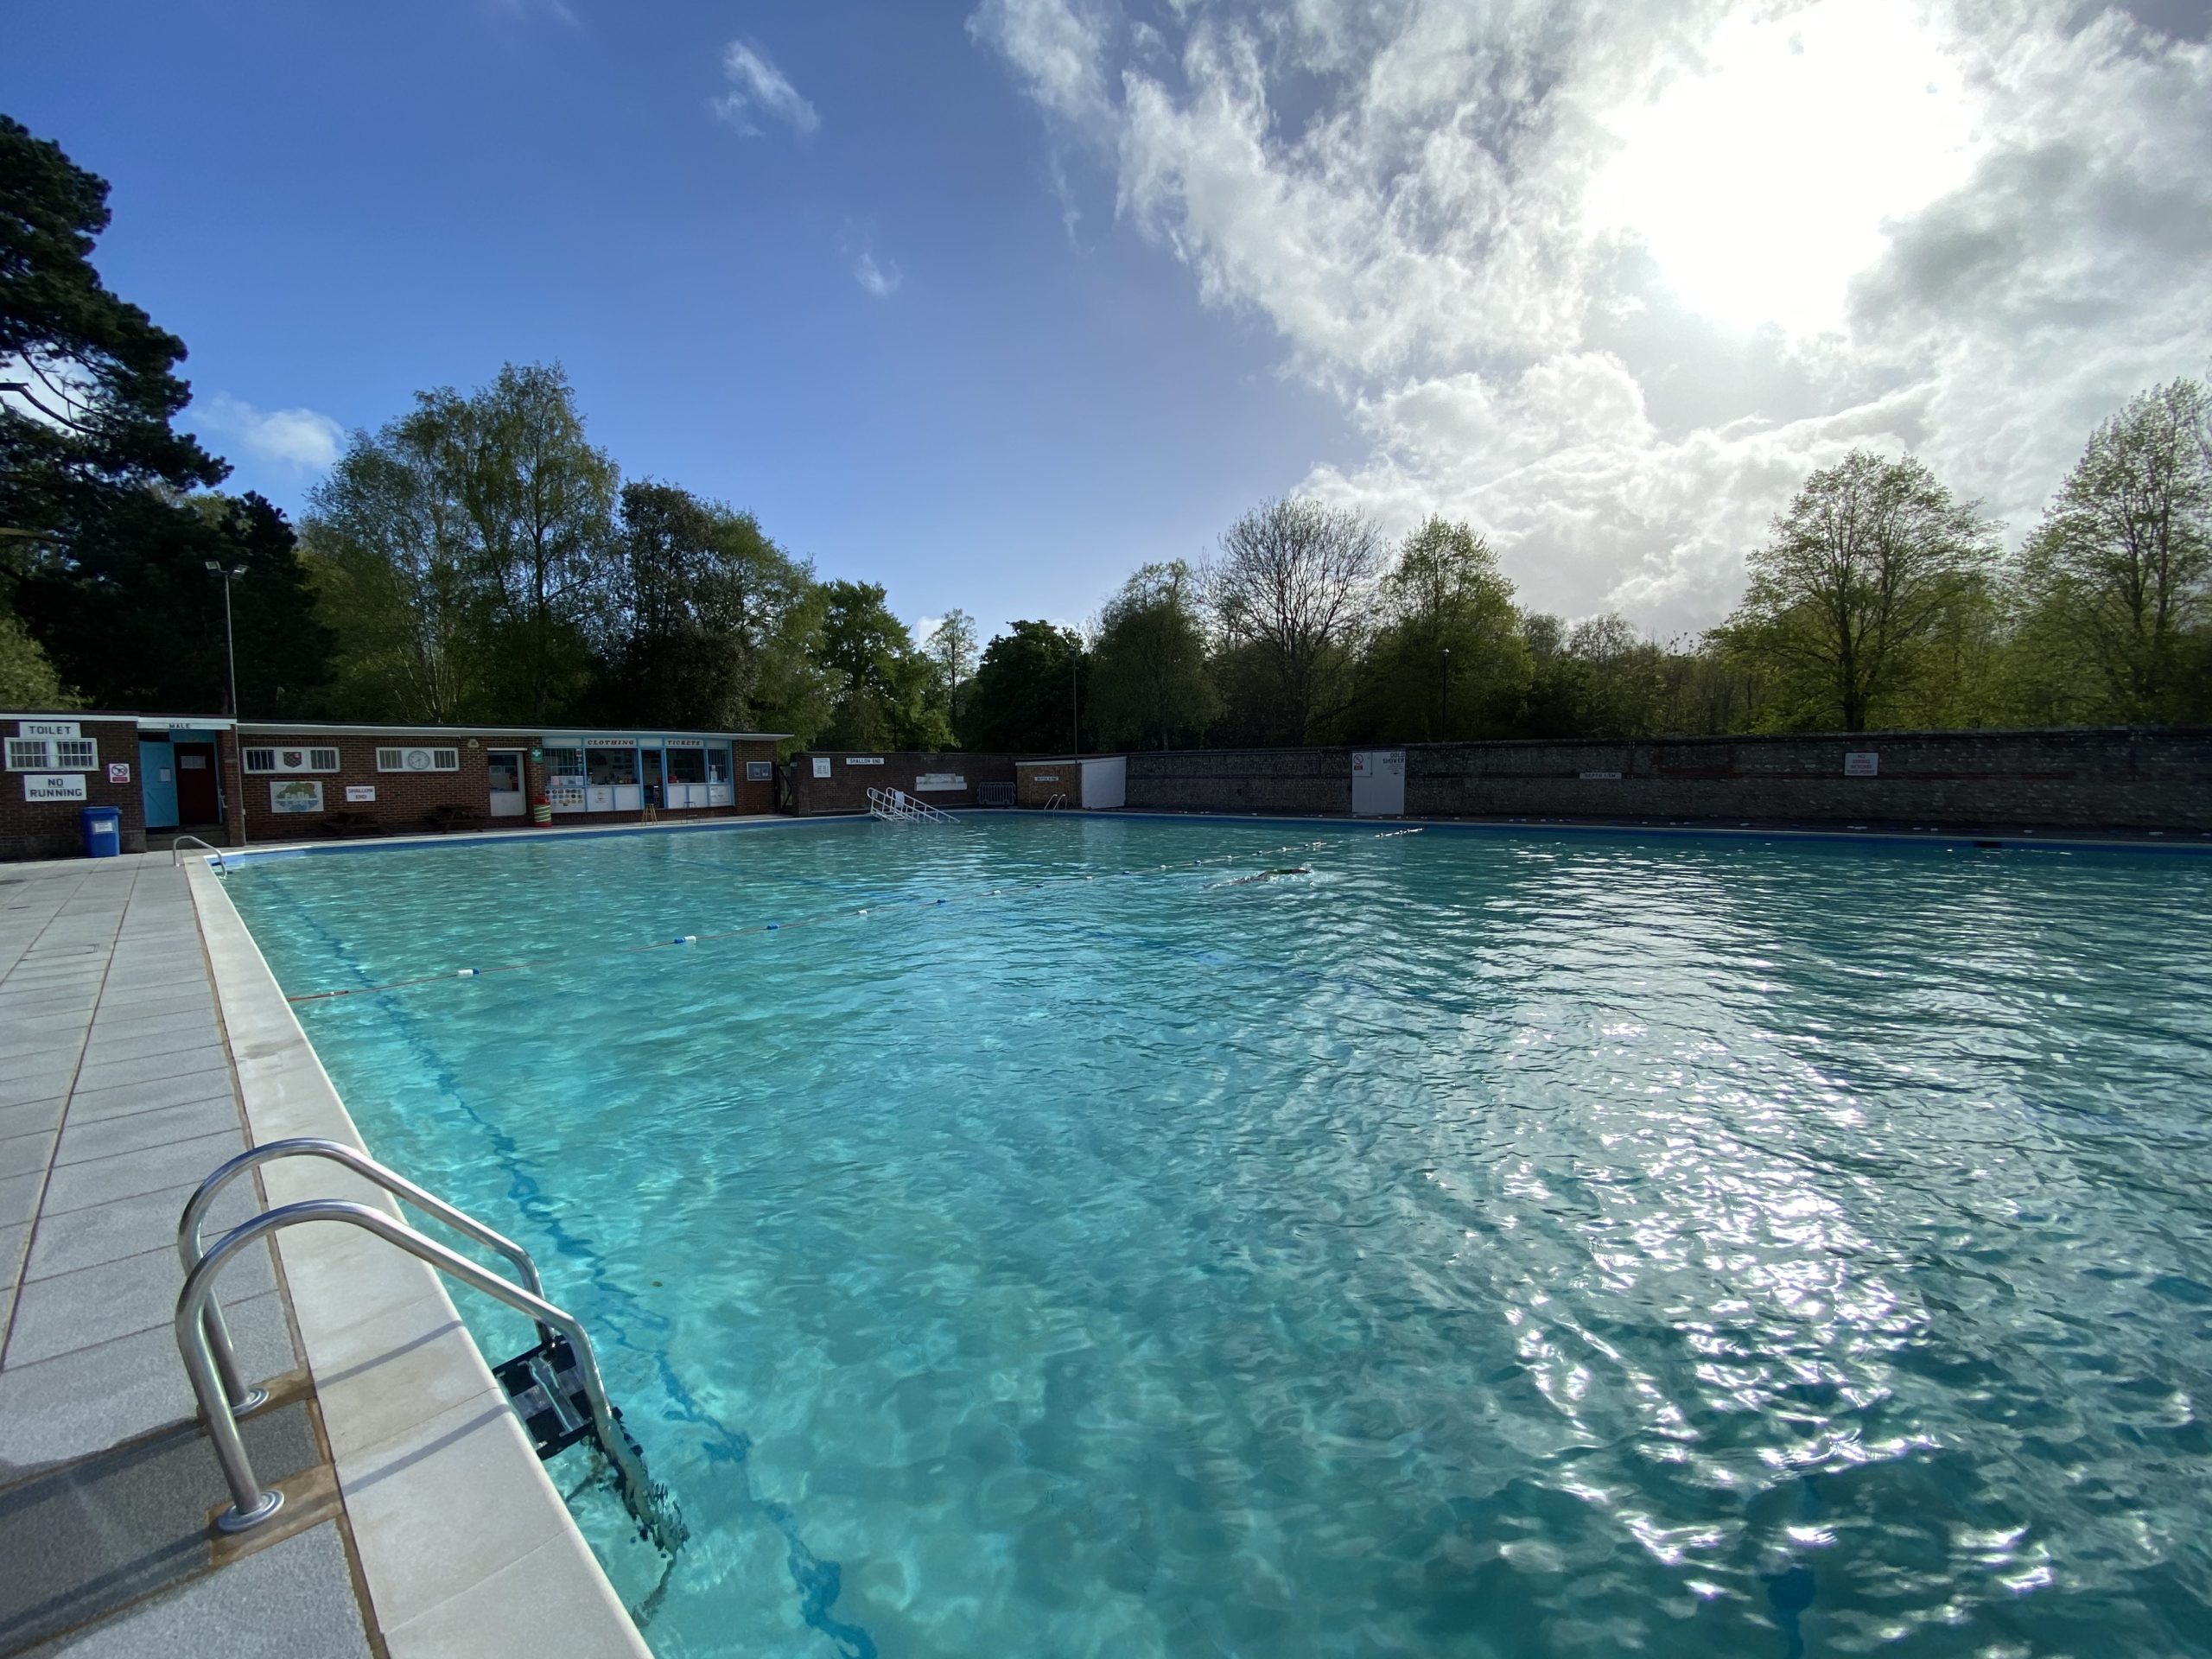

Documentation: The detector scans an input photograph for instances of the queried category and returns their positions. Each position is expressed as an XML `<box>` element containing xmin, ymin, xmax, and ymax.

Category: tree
<box><xmin>1350</xmin><ymin>519</ymin><xmax>1527</xmax><ymax>741</ymax></box>
<box><xmin>1210</xmin><ymin>497</ymin><xmax>1382</xmax><ymax>744</ymax></box>
<box><xmin>0</xmin><ymin>595</ymin><xmax>74</xmax><ymax>709</ymax></box>
<box><xmin>15</xmin><ymin>489</ymin><xmax>331</xmax><ymax>715</ymax></box>
<box><xmin>921</xmin><ymin>609</ymin><xmax>979</xmax><ymax>733</ymax></box>
<box><xmin>2013</xmin><ymin>379</ymin><xmax>2212</xmax><ymax>721</ymax></box>
<box><xmin>0</xmin><ymin>115</ymin><xmax>226</xmax><ymax>547</ymax></box>
<box><xmin>811</xmin><ymin>580</ymin><xmax>949</xmax><ymax>750</ymax></box>
<box><xmin>1090</xmin><ymin>562</ymin><xmax>1214</xmax><ymax>750</ymax></box>
<box><xmin>1721</xmin><ymin>451</ymin><xmax>1998</xmax><ymax>732</ymax></box>
<box><xmin>588</xmin><ymin>480</ymin><xmax>819</xmax><ymax>732</ymax></box>
<box><xmin>465</xmin><ymin>365</ymin><xmax>618</xmax><ymax>721</ymax></box>
<box><xmin>303</xmin><ymin>364</ymin><xmax>616</xmax><ymax>724</ymax></box>
<box><xmin>962</xmin><ymin>620</ymin><xmax>1084</xmax><ymax>753</ymax></box>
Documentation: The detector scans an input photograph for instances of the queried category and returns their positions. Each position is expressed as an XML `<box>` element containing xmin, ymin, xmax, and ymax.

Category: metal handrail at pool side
<box><xmin>867</xmin><ymin>785</ymin><xmax>955</xmax><ymax>823</ymax></box>
<box><xmin>178</xmin><ymin>1136</ymin><xmax>551</xmax><ymax>1414</ymax></box>
<box><xmin>174</xmin><ymin>1142</ymin><xmax>683</xmax><ymax>1552</ymax></box>
<box><xmin>171</xmin><ymin>834</ymin><xmax>227</xmax><ymax>874</ymax></box>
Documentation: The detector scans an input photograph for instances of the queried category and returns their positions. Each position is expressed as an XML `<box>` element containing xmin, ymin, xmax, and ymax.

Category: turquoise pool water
<box><xmin>226</xmin><ymin>817</ymin><xmax>2212</xmax><ymax>1657</ymax></box>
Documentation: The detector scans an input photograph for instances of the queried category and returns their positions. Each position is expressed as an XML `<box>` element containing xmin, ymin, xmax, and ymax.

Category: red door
<box><xmin>175</xmin><ymin>743</ymin><xmax>220</xmax><ymax>823</ymax></box>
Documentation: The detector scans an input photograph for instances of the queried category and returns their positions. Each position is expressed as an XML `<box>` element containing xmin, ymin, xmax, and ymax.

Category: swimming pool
<box><xmin>226</xmin><ymin>816</ymin><xmax>2212</xmax><ymax>1657</ymax></box>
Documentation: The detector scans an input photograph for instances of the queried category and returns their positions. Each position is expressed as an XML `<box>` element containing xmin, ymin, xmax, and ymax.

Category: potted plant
<box><xmin>531</xmin><ymin>791</ymin><xmax>553</xmax><ymax>825</ymax></box>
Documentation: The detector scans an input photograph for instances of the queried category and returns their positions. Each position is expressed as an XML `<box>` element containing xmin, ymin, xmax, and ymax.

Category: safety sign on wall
<box><xmin>23</xmin><ymin>773</ymin><xmax>86</xmax><ymax>802</ymax></box>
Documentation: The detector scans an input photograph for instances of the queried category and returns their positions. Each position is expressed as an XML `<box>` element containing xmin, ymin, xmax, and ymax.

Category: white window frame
<box><xmin>52</xmin><ymin>738</ymin><xmax>98</xmax><ymax>770</ymax></box>
<box><xmin>375</xmin><ymin>746</ymin><xmax>461</xmax><ymax>773</ymax></box>
<box><xmin>6</xmin><ymin>738</ymin><xmax>51</xmax><ymax>771</ymax></box>
<box><xmin>243</xmin><ymin>746</ymin><xmax>340</xmax><ymax>775</ymax></box>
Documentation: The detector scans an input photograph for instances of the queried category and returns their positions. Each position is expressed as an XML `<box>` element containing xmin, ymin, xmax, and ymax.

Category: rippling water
<box><xmin>227</xmin><ymin>817</ymin><xmax>2212</xmax><ymax>1658</ymax></box>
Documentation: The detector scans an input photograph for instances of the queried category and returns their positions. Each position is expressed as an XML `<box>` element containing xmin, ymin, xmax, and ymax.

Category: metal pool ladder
<box><xmin>171</xmin><ymin>835</ymin><xmax>227</xmax><ymax>874</ymax></box>
<box><xmin>867</xmin><ymin>785</ymin><xmax>953</xmax><ymax>824</ymax></box>
<box><xmin>175</xmin><ymin>1137</ymin><xmax>686</xmax><ymax>1553</ymax></box>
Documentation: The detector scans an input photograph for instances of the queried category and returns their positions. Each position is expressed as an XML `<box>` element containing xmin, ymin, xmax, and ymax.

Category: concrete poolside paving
<box><xmin>0</xmin><ymin>852</ymin><xmax>372</xmax><ymax>1657</ymax></box>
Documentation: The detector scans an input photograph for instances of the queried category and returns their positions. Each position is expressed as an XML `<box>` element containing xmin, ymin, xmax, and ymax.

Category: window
<box><xmin>54</xmin><ymin>738</ymin><xmax>98</xmax><ymax>770</ymax></box>
<box><xmin>244</xmin><ymin>746</ymin><xmax>340</xmax><ymax>774</ymax></box>
<box><xmin>6</xmin><ymin>739</ymin><xmax>49</xmax><ymax>771</ymax></box>
<box><xmin>585</xmin><ymin>746</ymin><xmax>638</xmax><ymax>785</ymax></box>
<box><xmin>375</xmin><ymin>747</ymin><xmax>460</xmax><ymax>772</ymax></box>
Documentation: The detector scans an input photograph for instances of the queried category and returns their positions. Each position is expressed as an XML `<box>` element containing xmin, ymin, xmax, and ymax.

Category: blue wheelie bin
<box><xmin>79</xmin><ymin>804</ymin><xmax>121</xmax><ymax>858</ymax></box>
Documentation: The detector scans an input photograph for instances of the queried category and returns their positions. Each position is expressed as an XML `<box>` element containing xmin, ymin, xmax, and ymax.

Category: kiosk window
<box><xmin>707</xmin><ymin>747</ymin><xmax>732</xmax><ymax>783</ymax></box>
<box><xmin>543</xmin><ymin>746</ymin><xmax>582</xmax><ymax>780</ymax></box>
<box><xmin>586</xmin><ymin>747</ymin><xmax>638</xmax><ymax>785</ymax></box>
<box><xmin>667</xmin><ymin>748</ymin><xmax>707</xmax><ymax>784</ymax></box>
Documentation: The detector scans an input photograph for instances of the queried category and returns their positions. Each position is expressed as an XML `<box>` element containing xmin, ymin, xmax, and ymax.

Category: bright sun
<box><xmin>1589</xmin><ymin>0</ymin><xmax>1986</xmax><ymax>336</ymax></box>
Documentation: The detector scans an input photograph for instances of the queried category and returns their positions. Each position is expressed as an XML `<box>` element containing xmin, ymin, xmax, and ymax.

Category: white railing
<box><xmin>868</xmin><ymin>785</ymin><xmax>954</xmax><ymax>824</ymax></box>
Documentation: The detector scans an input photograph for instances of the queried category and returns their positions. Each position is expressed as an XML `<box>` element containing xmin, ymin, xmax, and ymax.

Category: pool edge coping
<box><xmin>185</xmin><ymin>856</ymin><xmax>655</xmax><ymax>1659</ymax></box>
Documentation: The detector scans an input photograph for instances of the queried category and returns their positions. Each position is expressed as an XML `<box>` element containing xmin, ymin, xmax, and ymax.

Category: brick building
<box><xmin>3</xmin><ymin>711</ymin><xmax>785</xmax><ymax>859</ymax></box>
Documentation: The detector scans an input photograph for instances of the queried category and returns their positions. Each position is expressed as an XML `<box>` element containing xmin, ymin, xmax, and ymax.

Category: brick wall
<box><xmin>236</xmin><ymin>734</ymin><xmax>780</xmax><ymax>842</ymax></box>
<box><xmin>1014</xmin><ymin>760</ymin><xmax>1082</xmax><ymax>808</ymax></box>
<box><xmin>787</xmin><ymin>752</ymin><xmax>1017</xmax><ymax>815</ymax></box>
<box><xmin>0</xmin><ymin>716</ymin><xmax>148</xmax><ymax>860</ymax></box>
<box><xmin>1126</xmin><ymin>728</ymin><xmax>2212</xmax><ymax>834</ymax></box>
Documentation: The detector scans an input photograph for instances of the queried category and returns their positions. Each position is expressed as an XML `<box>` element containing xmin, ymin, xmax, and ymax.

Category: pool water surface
<box><xmin>226</xmin><ymin>817</ymin><xmax>2212</xmax><ymax>1657</ymax></box>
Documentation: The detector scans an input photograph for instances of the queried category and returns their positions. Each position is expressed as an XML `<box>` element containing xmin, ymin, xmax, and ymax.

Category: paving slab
<box><xmin>68</xmin><ymin>1047</ymin><xmax>229</xmax><ymax>1096</ymax></box>
<box><xmin>5</xmin><ymin>1239</ymin><xmax>277</xmax><ymax>1366</ymax></box>
<box><xmin>37</xmin><ymin>1129</ymin><xmax>246</xmax><ymax>1217</ymax></box>
<box><xmin>60</xmin><ymin>1071</ymin><xmax>237</xmax><ymax>1125</ymax></box>
<box><xmin>24</xmin><ymin>1180</ymin><xmax>257</xmax><ymax>1282</ymax></box>
<box><xmin>54</xmin><ymin>1099</ymin><xmax>241</xmax><ymax>1168</ymax></box>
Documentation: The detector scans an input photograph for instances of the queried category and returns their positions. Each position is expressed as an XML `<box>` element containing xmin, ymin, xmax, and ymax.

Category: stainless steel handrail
<box><xmin>177</xmin><ymin>1199</ymin><xmax>658</xmax><ymax>1537</ymax></box>
<box><xmin>177</xmin><ymin>1137</ymin><xmax>551</xmax><ymax>1416</ymax></box>
<box><xmin>171</xmin><ymin>834</ymin><xmax>227</xmax><ymax>873</ymax></box>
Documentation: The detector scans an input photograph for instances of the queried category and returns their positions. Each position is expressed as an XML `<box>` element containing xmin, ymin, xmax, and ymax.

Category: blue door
<box><xmin>140</xmin><ymin>739</ymin><xmax>179</xmax><ymax>830</ymax></box>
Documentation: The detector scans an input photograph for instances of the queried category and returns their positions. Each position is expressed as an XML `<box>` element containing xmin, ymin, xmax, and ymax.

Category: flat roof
<box><xmin>235</xmin><ymin>721</ymin><xmax>791</xmax><ymax>741</ymax></box>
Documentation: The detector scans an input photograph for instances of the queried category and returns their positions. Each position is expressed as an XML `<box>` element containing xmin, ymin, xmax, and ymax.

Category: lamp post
<box><xmin>1440</xmin><ymin>645</ymin><xmax>1451</xmax><ymax>740</ymax></box>
<box><xmin>206</xmin><ymin>562</ymin><xmax>247</xmax><ymax>849</ymax></box>
<box><xmin>1071</xmin><ymin>641</ymin><xmax>1081</xmax><ymax>755</ymax></box>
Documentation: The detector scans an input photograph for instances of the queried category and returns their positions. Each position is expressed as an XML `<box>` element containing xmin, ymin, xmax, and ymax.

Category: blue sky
<box><xmin>4</xmin><ymin>1</ymin><xmax>1345</xmax><ymax>642</ymax></box>
<box><xmin>9</xmin><ymin>1</ymin><xmax>2209</xmax><ymax>643</ymax></box>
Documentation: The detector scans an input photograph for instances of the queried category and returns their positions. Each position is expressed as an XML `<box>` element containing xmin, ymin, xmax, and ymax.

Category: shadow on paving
<box><xmin>0</xmin><ymin>1402</ymin><xmax>319</xmax><ymax>1656</ymax></box>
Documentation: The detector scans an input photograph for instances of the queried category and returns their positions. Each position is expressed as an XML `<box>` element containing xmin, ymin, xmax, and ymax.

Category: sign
<box><xmin>914</xmin><ymin>772</ymin><xmax>966</xmax><ymax>791</ymax></box>
<box><xmin>107</xmin><ymin>761</ymin><xmax>131</xmax><ymax>785</ymax></box>
<box><xmin>1350</xmin><ymin>750</ymin><xmax>1405</xmax><ymax>779</ymax></box>
<box><xmin>845</xmin><ymin>755</ymin><xmax>884</xmax><ymax>766</ymax></box>
<box><xmin>345</xmin><ymin>785</ymin><xmax>377</xmax><ymax>804</ymax></box>
<box><xmin>583</xmin><ymin>736</ymin><xmax>638</xmax><ymax>749</ymax></box>
<box><xmin>1030</xmin><ymin>772</ymin><xmax>1060</xmax><ymax>783</ymax></box>
<box><xmin>811</xmin><ymin>757</ymin><xmax>832</xmax><ymax>779</ymax></box>
<box><xmin>1580</xmin><ymin>770</ymin><xmax>1622</xmax><ymax>780</ymax></box>
<box><xmin>16</xmin><ymin>720</ymin><xmax>80</xmax><ymax>741</ymax></box>
<box><xmin>746</xmin><ymin>760</ymin><xmax>773</xmax><ymax>782</ymax></box>
<box><xmin>22</xmin><ymin>772</ymin><xmax>85</xmax><ymax>802</ymax></box>
<box><xmin>180</xmin><ymin>754</ymin><xmax>207</xmax><ymax>770</ymax></box>
<box><xmin>270</xmin><ymin>780</ymin><xmax>324</xmax><ymax>814</ymax></box>
<box><xmin>1844</xmin><ymin>751</ymin><xmax>1879</xmax><ymax>778</ymax></box>
<box><xmin>662</xmin><ymin>737</ymin><xmax>706</xmax><ymax>750</ymax></box>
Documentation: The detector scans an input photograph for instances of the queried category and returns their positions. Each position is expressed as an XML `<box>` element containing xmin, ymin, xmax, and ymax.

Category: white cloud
<box><xmin>712</xmin><ymin>40</ymin><xmax>820</xmax><ymax>137</ymax></box>
<box><xmin>976</xmin><ymin>0</ymin><xmax>2212</xmax><ymax>635</ymax></box>
<box><xmin>194</xmin><ymin>393</ymin><xmax>346</xmax><ymax>473</ymax></box>
<box><xmin>854</xmin><ymin>250</ymin><xmax>903</xmax><ymax>298</ymax></box>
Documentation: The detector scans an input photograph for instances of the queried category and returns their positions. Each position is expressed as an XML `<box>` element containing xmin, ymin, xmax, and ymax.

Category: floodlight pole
<box><xmin>207</xmin><ymin>562</ymin><xmax>248</xmax><ymax>848</ymax></box>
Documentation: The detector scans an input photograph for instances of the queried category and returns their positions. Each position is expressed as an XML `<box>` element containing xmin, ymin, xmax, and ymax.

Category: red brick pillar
<box><xmin>222</xmin><ymin>729</ymin><xmax>250</xmax><ymax>848</ymax></box>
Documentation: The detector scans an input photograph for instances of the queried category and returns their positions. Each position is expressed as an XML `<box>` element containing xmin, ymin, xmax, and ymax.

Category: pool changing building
<box><xmin>2</xmin><ymin>712</ymin><xmax>786</xmax><ymax>858</ymax></box>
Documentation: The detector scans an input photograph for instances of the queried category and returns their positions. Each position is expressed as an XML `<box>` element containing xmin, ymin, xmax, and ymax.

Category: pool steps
<box><xmin>866</xmin><ymin>785</ymin><xmax>955</xmax><ymax>823</ymax></box>
<box><xmin>173</xmin><ymin>1137</ymin><xmax>688</xmax><ymax>1555</ymax></box>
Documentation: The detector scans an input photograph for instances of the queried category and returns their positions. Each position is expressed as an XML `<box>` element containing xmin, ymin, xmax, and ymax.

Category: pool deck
<box><xmin>0</xmin><ymin>850</ymin><xmax>649</xmax><ymax>1658</ymax></box>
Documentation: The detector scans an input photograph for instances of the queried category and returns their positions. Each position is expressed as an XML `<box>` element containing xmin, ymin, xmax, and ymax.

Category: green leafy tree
<box><xmin>1720</xmin><ymin>451</ymin><xmax>1998</xmax><ymax>732</ymax></box>
<box><xmin>0</xmin><ymin>114</ymin><xmax>226</xmax><ymax>545</ymax></box>
<box><xmin>2012</xmin><ymin>379</ymin><xmax>2212</xmax><ymax>721</ymax></box>
<box><xmin>16</xmin><ymin>489</ymin><xmax>331</xmax><ymax>715</ymax></box>
<box><xmin>812</xmin><ymin>580</ymin><xmax>949</xmax><ymax>749</ymax></box>
<box><xmin>962</xmin><ymin>620</ymin><xmax>1085</xmax><ymax>753</ymax></box>
<box><xmin>1350</xmin><ymin>519</ymin><xmax>1527</xmax><ymax>741</ymax></box>
<box><xmin>921</xmin><ymin>608</ymin><xmax>979</xmax><ymax>734</ymax></box>
<box><xmin>0</xmin><ymin>594</ymin><xmax>74</xmax><ymax>708</ymax></box>
<box><xmin>305</xmin><ymin>363</ymin><xmax>616</xmax><ymax>723</ymax></box>
<box><xmin>1209</xmin><ymin>497</ymin><xmax>1382</xmax><ymax>744</ymax></box>
<box><xmin>588</xmin><ymin>480</ymin><xmax>821</xmax><ymax>732</ymax></box>
<box><xmin>1088</xmin><ymin>562</ymin><xmax>1214</xmax><ymax>749</ymax></box>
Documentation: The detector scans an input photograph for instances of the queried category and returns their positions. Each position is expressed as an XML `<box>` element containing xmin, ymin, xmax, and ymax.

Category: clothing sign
<box><xmin>107</xmin><ymin>762</ymin><xmax>131</xmax><ymax>784</ymax></box>
<box><xmin>346</xmin><ymin>785</ymin><xmax>377</xmax><ymax>803</ymax></box>
<box><xmin>1844</xmin><ymin>752</ymin><xmax>1879</xmax><ymax>778</ymax></box>
<box><xmin>17</xmin><ymin>721</ymin><xmax>80</xmax><ymax>741</ymax></box>
<box><xmin>22</xmin><ymin>772</ymin><xmax>86</xmax><ymax>802</ymax></box>
<box><xmin>811</xmin><ymin>757</ymin><xmax>832</xmax><ymax>778</ymax></box>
